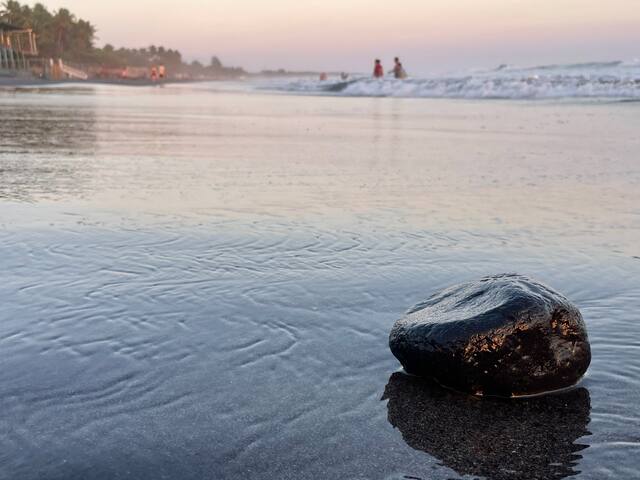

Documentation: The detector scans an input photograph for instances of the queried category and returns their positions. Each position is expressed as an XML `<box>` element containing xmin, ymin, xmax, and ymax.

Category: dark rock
<box><xmin>389</xmin><ymin>274</ymin><xmax>591</xmax><ymax>396</ymax></box>
<box><xmin>382</xmin><ymin>372</ymin><xmax>591</xmax><ymax>480</ymax></box>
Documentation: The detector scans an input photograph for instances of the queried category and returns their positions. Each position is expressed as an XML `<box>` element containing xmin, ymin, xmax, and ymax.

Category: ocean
<box><xmin>0</xmin><ymin>78</ymin><xmax>639</xmax><ymax>479</ymax></box>
<box><xmin>255</xmin><ymin>60</ymin><xmax>640</xmax><ymax>99</ymax></box>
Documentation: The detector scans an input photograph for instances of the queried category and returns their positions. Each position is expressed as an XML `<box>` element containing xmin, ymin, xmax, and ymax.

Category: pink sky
<box><xmin>38</xmin><ymin>0</ymin><xmax>640</xmax><ymax>74</ymax></box>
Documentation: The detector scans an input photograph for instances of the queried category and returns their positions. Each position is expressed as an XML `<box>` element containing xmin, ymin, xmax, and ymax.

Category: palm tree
<box><xmin>0</xmin><ymin>1</ymin><xmax>29</xmax><ymax>26</ymax></box>
<box><xmin>52</xmin><ymin>8</ymin><xmax>74</xmax><ymax>57</ymax></box>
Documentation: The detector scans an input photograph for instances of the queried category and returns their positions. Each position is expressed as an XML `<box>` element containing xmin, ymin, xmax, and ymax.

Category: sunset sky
<box><xmin>40</xmin><ymin>0</ymin><xmax>640</xmax><ymax>74</ymax></box>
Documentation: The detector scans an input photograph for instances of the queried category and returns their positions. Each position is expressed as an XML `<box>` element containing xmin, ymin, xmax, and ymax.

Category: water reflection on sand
<box><xmin>0</xmin><ymin>103</ymin><xmax>97</xmax><ymax>201</ymax></box>
<box><xmin>0</xmin><ymin>84</ymin><xmax>638</xmax><ymax>479</ymax></box>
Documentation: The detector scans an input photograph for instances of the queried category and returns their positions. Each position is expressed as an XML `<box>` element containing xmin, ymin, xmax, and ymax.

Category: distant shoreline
<box><xmin>0</xmin><ymin>76</ymin><xmax>210</xmax><ymax>88</ymax></box>
<box><xmin>0</xmin><ymin>72</ymin><xmax>342</xmax><ymax>89</ymax></box>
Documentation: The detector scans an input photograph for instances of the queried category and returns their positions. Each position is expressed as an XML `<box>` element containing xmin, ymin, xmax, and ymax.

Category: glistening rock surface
<box><xmin>389</xmin><ymin>274</ymin><xmax>591</xmax><ymax>397</ymax></box>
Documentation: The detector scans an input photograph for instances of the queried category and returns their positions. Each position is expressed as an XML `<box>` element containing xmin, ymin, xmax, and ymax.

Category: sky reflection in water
<box><xmin>0</xmin><ymin>84</ymin><xmax>639</xmax><ymax>479</ymax></box>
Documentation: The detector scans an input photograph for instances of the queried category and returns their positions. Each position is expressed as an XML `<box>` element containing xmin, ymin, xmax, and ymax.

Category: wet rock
<box><xmin>389</xmin><ymin>274</ymin><xmax>591</xmax><ymax>396</ymax></box>
<box><xmin>383</xmin><ymin>372</ymin><xmax>591</xmax><ymax>480</ymax></box>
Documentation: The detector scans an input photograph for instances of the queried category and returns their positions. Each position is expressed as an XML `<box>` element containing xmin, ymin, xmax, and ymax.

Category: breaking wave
<box><xmin>257</xmin><ymin>60</ymin><xmax>640</xmax><ymax>100</ymax></box>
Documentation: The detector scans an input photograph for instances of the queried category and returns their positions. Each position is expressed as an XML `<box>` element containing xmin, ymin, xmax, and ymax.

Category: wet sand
<box><xmin>0</xmin><ymin>84</ymin><xmax>639</xmax><ymax>479</ymax></box>
<box><xmin>0</xmin><ymin>76</ymin><xmax>200</xmax><ymax>87</ymax></box>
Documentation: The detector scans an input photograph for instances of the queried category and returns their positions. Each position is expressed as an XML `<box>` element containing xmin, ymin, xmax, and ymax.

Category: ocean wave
<box><xmin>257</xmin><ymin>60</ymin><xmax>640</xmax><ymax>100</ymax></box>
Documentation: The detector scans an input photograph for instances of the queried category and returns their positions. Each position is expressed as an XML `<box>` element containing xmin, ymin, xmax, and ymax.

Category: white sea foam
<box><xmin>256</xmin><ymin>60</ymin><xmax>640</xmax><ymax>100</ymax></box>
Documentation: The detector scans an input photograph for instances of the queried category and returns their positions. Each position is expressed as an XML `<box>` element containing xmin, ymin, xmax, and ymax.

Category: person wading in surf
<box><xmin>373</xmin><ymin>59</ymin><xmax>384</xmax><ymax>78</ymax></box>
<box><xmin>390</xmin><ymin>57</ymin><xmax>408</xmax><ymax>79</ymax></box>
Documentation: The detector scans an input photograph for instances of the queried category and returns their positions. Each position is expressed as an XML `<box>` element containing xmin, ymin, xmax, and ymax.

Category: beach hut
<box><xmin>0</xmin><ymin>21</ymin><xmax>38</xmax><ymax>72</ymax></box>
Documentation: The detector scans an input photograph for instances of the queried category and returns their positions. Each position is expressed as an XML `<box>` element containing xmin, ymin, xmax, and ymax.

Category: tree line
<box><xmin>0</xmin><ymin>1</ymin><xmax>244</xmax><ymax>76</ymax></box>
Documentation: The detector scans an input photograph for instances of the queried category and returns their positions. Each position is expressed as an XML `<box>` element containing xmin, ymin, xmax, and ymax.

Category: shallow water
<box><xmin>0</xmin><ymin>84</ymin><xmax>639</xmax><ymax>479</ymax></box>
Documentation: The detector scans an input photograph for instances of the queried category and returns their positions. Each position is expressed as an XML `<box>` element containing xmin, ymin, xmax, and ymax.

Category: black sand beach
<box><xmin>0</xmin><ymin>84</ymin><xmax>638</xmax><ymax>479</ymax></box>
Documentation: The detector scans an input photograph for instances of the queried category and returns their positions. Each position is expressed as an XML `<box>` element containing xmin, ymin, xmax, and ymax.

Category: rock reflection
<box><xmin>383</xmin><ymin>372</ymin><xmax>591</xmax><ymax>480</ymax></box>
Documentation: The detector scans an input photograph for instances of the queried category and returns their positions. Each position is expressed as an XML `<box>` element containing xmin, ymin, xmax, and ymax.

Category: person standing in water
<box><xmin>390</xmin><ymin>57</ymin><xmax>407</xmax><ymax>79</ymax></box>
<box><xmin>397</xmin><ymin>62</ymin><xmax>407</xmax><ymax>79</ymax></box>
<box><xmin>373</xmin><ymin>59</ymin><xmax>384</xmax><ymax>78</ymax></box>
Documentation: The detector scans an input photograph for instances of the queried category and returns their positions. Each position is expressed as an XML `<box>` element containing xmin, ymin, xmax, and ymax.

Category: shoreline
<box><xmin>0</xmin><ymin>76</ymin><xmax>216</xmax><ymax>88</ymax></box>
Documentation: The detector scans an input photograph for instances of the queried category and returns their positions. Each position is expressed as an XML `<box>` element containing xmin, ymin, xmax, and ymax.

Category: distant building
<box><xmin>0</xmin><ymin>21</ymin><xmax>38</xmax><ymax>72</ymax></box>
